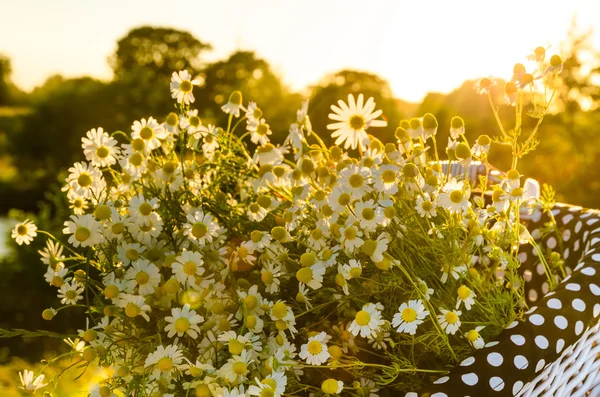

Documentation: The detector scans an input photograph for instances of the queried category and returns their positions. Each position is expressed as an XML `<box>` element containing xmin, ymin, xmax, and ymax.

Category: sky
<box><xmin>1</xmin><ymin>0</ymin><xmax>599</xmax><ymax>102</ymax></box>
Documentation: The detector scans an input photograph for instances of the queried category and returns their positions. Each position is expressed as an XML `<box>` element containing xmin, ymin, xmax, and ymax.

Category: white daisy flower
<box><xmin>217</xmin><ymin>349</ymin><xmax>253</xmax><ymax>383</ymax></box>
<box><xmin>116</xmin><ymin>242</ymin><xmax>146</xmax><ymax>266</ymax></box>
<box><xmin>348</xmin><ymin>303</ymin><xmax>385</xmax><ymax>338</ymax></box>
<box><xmin>163</xmin><ymin>111</ymin><xmax>180</xmax><ymax>135</ymax></box>
<box><xmin>437</xmin><ymin>308</ymin><xmax>462</xmax><ymax>335</ymax></box>
<box><xmin>202</xmin><ymin>130</ymin><xmax>220</xmax><ymax>155</ymax></box>
<box><xmin>172</xmin><ymin>250</ymin><xmax>205</xmax><ymax>287</ymax></box>
<box><xmin>144</xmin><ymin>344</ymin><xmax>185</xmax><ymax>380</ymax></box>
<box><xmin>299</xmin><ymin>331</ymin><xmax>330</xmax><ymax>365</ymax></box>
<box><xmin>164</xmin><ymin>303</ymin><xmax>204</xmax><ymax>339</ymax></box>
<box><xmin>253</xmin><ymin>143</ymin><xmax>284</xmax><ymax>166</ymax></box>
<box><xmin>296</xmin><ymin>262</ymin><xmax>326</xmax><ymax>290</ymax></box>
<box><xmin>64</xmin><ymin>161</ymin><xmax>105</xmax><ymax>199</ymax></box>
<box><xmin>321</xmin><ymin>378</ymin><xmax>344</xmax><ymax>395</ymax></box>
<box><xmin>126</xmin><ymin>212</ymin><xmax>163</xmax><ymax>244</ymax></box>
<box><xmin>456</xmin><ymin>285</ymin><xmax>476</xmax><ymax>310</ymax></box>
<box><xmin>338</xmin><ymin>164</ymin><xmax>372</xmax><ymax>199</ymax></box>
<box><xmin>372</xmin><ymin>164</ymin><xmax>399</xmax><ymax>195</ymax></box>
<box><xmin>438</xmin><ymin>179</ymin><xmax>470</xmax><ymax>214</ymax></box>
<box><xmin>58</xmin><ymin>281</ymin><xmax>84</xmax><ymax>305</ymax></box>
<box><xmin>129</xmin><ymin>193</ymin><xmax>160</xmax><ymax>225</ymax></box>
<box><xmin>180</xmin><ymin>109</ymin><xmax>208</xmax><ymax>139</ymax></box>
<box><xmin>248</xmin><ymin>118</ymin><xmax>272</xmax><ymax>146</ymax></box>
<box><xmin>131</xmin><ymin>117</ymin><xmax>167</xmax><ymax>151</ymax></box>
<box><xmin>44</xmin><ymin>262</ymin><xmax>70</xmax><ymax>287</ymax></box>
<box><xmin>261</xmin><ymin>262</ymin><xmax>282</xmax><ymax>295</ymax></box>
<box><xmin>467</xmin><ymin>326</ymin><xmax>485</xmax><ymax>349</ymax></box>
<box><xmin>116</xmin><ymin>293</ymin><xmax>151</xmax><ymax>321</ymax></box>
<box><xmin>392</xmin><ymin>300</ymin><xmax>429</xmax><ymax>335</ymax></box>
<box><xmin>221</xmin><ymin>91</ymin><xmax>245</xmax><ymax>117</ymax></box>
<box><xmin>327</xmin><ymin>93</ymin><xmax>387</xmax><ymax>151</ymax></box>
<box><xmin>119</xmin><ymin>150</ymin><xmax>148</xmax><ymax>179</ymax></box>
<box><xmin>363</xmin><ymin>233</ymin><xmax>389</xmax><ymax>263</ymax></box>
<box><xmin>339</xmin><ymin>223</ymin><xmax>364</xmax><ymax>255</ymax></box>
<box><xmin>63</xmin><ymin>214</ymin><xmax>104</xmax><ymax>248</ymax></box>
<box><xmin>170</xmin><ymin>70</ymin><xmax>200</xmax><ymax>105</ymax></box>
<box><xmin>19</xmin><ymin>370</ymin><xmax>47</xmax><ymax>393</ymax></box>
<box><xmin>415</xmin><ymin>193</ymin><xmax>437</xmax><ymax>218</ymax></box>
<box><xmin>354</xmin><ymin>199</ymin><xmax>384</xmax><ymax>232</ymax></box>
<box><xmin>81</xmin><ymin>127</ymin><xmax>120</xmax><ymax>167</ymax></box>
<box><xmin>182</xmin><ymin>209</ymin><xmax>221</xmax><ymax>247</ymax></box>
<box><xmin>124</xmin><ymin>259</ymin><xmax>161</xmax><ymax>296</ymax></box>
<box><xmin>38</xmin><ymin>239</ymin><xmax>64</xmax><ymax>266</ymax></box>
<box><xmin>12</xmin><ymin>219</ymin><xmax>37</xmax><ymax>246</ymax></box>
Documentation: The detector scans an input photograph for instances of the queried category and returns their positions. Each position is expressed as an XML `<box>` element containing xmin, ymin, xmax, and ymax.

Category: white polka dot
<box><xmin>487</xmin><ymin>352</ymin><xmax>503</xmax><ymax>367</ymax></box>
<box><xmin>431</xmin><ymin>393</ymin><xmax>448</xmax><ymax>397</ymax></box>
<box><xmin>506</xmin><ymin>321</ymin><xmax>519</xmax><ymax>329</ymax></box>
<box><xmin>564</xmin><ymin>248</ymin><xmax>570</xmax><ymax>259</ymax></box>
<box><xmin>547</xmin><ymin>298</ymin><xmax>562</xmax><ymax>309</ymax></box>
<box><xmin>547</xmin><ymin>237</ymin><xmax>557</xmax><ymax>249</ymax></box>
<box><xmin>524</xmin><ymin>269</ymin><xmax>533</xmax><ymax>282</ymax></box>
<box><xmin>572</xmin><ymin>298</ymin><xmax>586</xmax><ymax>312</ymax></box>
<box><xmin>563</xmin><ymin>229</ymin><xmax>571</xmax><ymax>241</ymax></box>
<box><xmin>576</xmin><ymin>221</ymin><xmax>583</xmax><ymax>233</ymax></box>
<box><xmin>511</xmin><ymin>334</ymin><xmax>526</xmax><ymax>346</ymax></box>
<box><xmin>536</xmin><ymin>359</ymin><xmax>546</xmax><ymax>372</ymax></box>
<box><xmin>460</xmin><ymin>356</ymin><xmax>475</xmax><ymax>366</ymax></box>
<box><xmin>591</xmin><ymin>284</ymin><xmax>600</xmax><ymax>296</ymax></box>
<box><xmin>542</xmin><ymin>282</ymin><xmax>549</xmax><ymax>294</ymax></box>
<box><xmin>554</xmin><ymin>315</ymin><xmax>568</xmax><ymax>330</ymax></box>
<box><xmin>433</xmin><ymin>376</ymin><xmax>449</xmax><ymax>384</ymax></box>
<box><xmin>582</xmin><ymin>267</ymin><xmax>597</xmax><ymax>276</ymax></box>
<box><xmin>461</xmin><ymin>373</ymin><xmax>478</xmax><ymax>386</ymax></box>
<box><xmin>528</xmin><ymin>289</ymin><xmax>538</xmax><ymax>302</ymax></box>
<box><xmin>514</xmin><ymin>355</ymin><xmax>528</xmax><ymax>369</ymax></box>
<box><xmin>513</xmin><ymin>381</ymin><xmax>524</xmax><ymax>394</ymax></box>
<box><xmin>563</xmin><ymin>214</ymin><xmax>574</xmax><ymax>224</ymax></box>
<box><xmin>536</xmin><ymin>262</ymin><xmax>545</xmax><ymax>275</ymax></box>
<box><xmin>576</xmin><ymin>321</ymin><xmax>584</xmax><ymax>335</ymax></box>
<box><xmin>489</xmin><ymin>376</ymin><xmax>504</xmax><ymax>391</ymax></box>
<box><xmin>595</xmin><ymin>304</ymin><xmax>600</xmax><ymax>317</ymax></box>
<box><xmin>566</xmin><ymin>283</ymin><xmax>581</xmax><ymax>291</ymax></box>
<box><xmin>575</xmin><ymin>240</ymin><xmax>581</xmax><ymax>251</ymax></box>
<box><xmin>556</xmin><ymin>339</ymin><xmax>565</xmax><ymax>353</ymax></box>
<box><xmin>526</xmin><ymin>306</ymin><xmax>537</xmax><ymax>315</ymax></box>
<box><xmin>485</xmin><ymin>341</ymin><xmax>500</xmax><ymax>348</ymax></box>
<box><xmin>592</xmin><ymin>237</ymin><xmax>600</xmax><ymax>246</ymax></box>
<box><xmin>592</xmin><ymin>254</ymin><xmax>600</xmax><ymax>262</ymax></box>
<box><xmin>531</xmin><ymin>228</ymin><xmax>542</xmax><ymax>239</ymax></box>
<box><xmin>518</xmin><ymin>252</ymin><xmax>528</xmax><ymax>263</ymax></box>
<box><xmin>529</xmin><ymin>314</ymin><xmax>545</xmax><ymax>325</ymax></box>
<box><xmin>587</xmin><ymin>218</ymin><xmax>599</xmax><ymax>226</ymax></box>
<box><xmin>535</xmin><ymin>335</ymin><xmax>549</xmax><ymax>349</ymax></box>
<box><xmin>405</xmin><ymin>393</ymin><xmax>418</xmax><ymax>397</ymax></box>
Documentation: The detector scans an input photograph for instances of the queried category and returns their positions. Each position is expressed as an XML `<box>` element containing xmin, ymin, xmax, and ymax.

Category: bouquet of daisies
<box><xmin>9</xmin><ymin>49</ymin><xmax>565</xmax><ymax>397</ymax></box>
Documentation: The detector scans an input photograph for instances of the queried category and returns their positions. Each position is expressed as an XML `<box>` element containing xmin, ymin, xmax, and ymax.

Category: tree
<box><xmin>308</xmin><ymin>70</ymin><xmax>404</xmax><ymax>147</ymax></box>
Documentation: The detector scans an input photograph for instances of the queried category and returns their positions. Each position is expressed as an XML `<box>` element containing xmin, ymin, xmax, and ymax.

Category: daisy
<box><xmin>116</xmin><ymin>293</ymin><xmax>151</xmax><ymax>321</ymax></box>
<box><xmin>131</xmin><ymin>117</ymin><xmax>167</xmax><ymax>151</ymax></box>
<box><xmin>12</xmin><ymin>219</ymin><xmax>37</xmax><ymax>246</ymax></box>
<box><xmin>449</xmin><ymin>117</ymin><xmax>465</xmax><ymax>139</ymax></box>
<box><xmin>246</xmin><ymin>102</ymin><xmax>262</xmax><ymax>125</ymax></box>
<box><xmin>63</xmin><ymin>214</ymin><xmax>103</xmax><ymax>248</ymax></box>
<box><xmin>438</xmin><ymin>179</ymin><xmax>470</xmax><ymax>214</ymax></box>
<box><xmin>44</xmin><ymin>262</ymin><xmax>70</xmax><ymax>287</ymax></box>
<box><xmin>58</xmin><ymin>281</ymin><xmax>84</xmax><ymax>305</ymax></box>
<box><xmin>253</xmin><ymin>143</ymin><xmax>284</xmax><ymax>166</ymax></box>
<box><xmin>456</xmin><ymin>285</ymin><xmax>476</xmax><ymax>310</ymax></box>
<box><xmin>338</xmin><ymin>164</ymin><xmax>372</xmax><ymax>199</ymax></box>
<box><xmin>218</xmin><ymin>350</ymin><xmax>253</xmax><ymax>383</ymax></box>
<box><xmin>64</xmin><ymin>161</ymin><xmax>104</xmax><ymax>199</ymax></box>
<box><xmin>296</xmin><ymin>262</ymin><xmax>326</xmax><ymax>290</ymax></box>
<box><xmin>221</xmin><ymin>91</ymin><xmax>244</xmax><ymax>117</ymax></box>
<box><xmin>81</xmin><ymin>127</ymin><xmax>120</xmax><ymax>167</ymax></box>
<box><xmin>339</xmin><ymin>223</ymin><xmax>364</xmax><ymax>255</ymax></box>
<box><xmin>180</xmin><ymin>109</ymin><xmax>208</xmax><ymax>139</ymax></box>
<box><xmin>269</xmin><ymin>301</ymin><xmax>297</xmax><ymax>334</ymax></box>
<box><xmin>415</xmin><ymin>193</ymin><xmax>437</xmax><ymax>218</ymax></box>
<box><xmin>124</xmin><ymin>259</ymin><xmax>161</xmax><ymax>296</ymax></box>
<box><xmin>372</xmin><ymin>164</ymin><xmax>399</xmax><ymax>195</ymax></box>
<box><xmin>336</xmin><ymin>264</ymin><xmax>350</xmax><ymax>295</ymax></box>
<box><xmin>129</xmin><ymin>194</ymin><xmax>160</xmax><ymax>225</ymax></box>
<box><xmin>296</xmin><ymin>283</ymin><xmax>313</xmax><ymax>309</ymax></box>
<box><xmin>362</xmin><ymin>232</ymin><xmax>389</xmax><ymax>263</ymax></box>
<box><xmin>261</xmin><ymin>262</ymin><xmax>282</xmax><ymax>294</ymax></box>
<box><xmin>472</xmin><ymin>134</ymin><xmax>491</xmax><ymax>157</ymax></box>
<box><xmin>144</xmin><ymin>344</ymin><xmax>185</xmax><ymax>380</ymax></box>
<box><xmin>127</xmin><ymin>212</ymin><xmax>163</xmax><ymax>244</ymax></box>
<box><xmin>321</xmin><ymin>378</ymin><xmax>344</xmax><ymax>395</ymax></box>
<box><xmin>202</xmin><ymin>130</ymin><xmax>220</xmax><ymax>155</ymax></box>
<box><xmin>349</xmin><ymin>303</ymin><xmax>385</xmax><ymax>338</ymax></box>
<box><xmin>119</xmin><ymin>150</ymin><xmax>148</xmax><ymax>179</ymax></box>
<box><xmin>299</xmin><ymin>332</ymin><xmax>330</xmax><ymax>365</ymax></box>
<box><xmin>19</xmin><ymin>370</ymin><xmax>47</xmax><ymax>393</ymax></box>
<box><xmin>248</xmin><ymin>118</ymin><xmax>272</xmax><ymax>146</ymax></box>
<box><xmin>116</xmin><ymin>242</ymin><xmax>146</xmax><ymax>266</ymax></box>
<box><xmin>354</xmin><ymin>199</ymin><xmax>384</xmax><ymax>232</ymax></box>
<box><xmin>467</xmin><ymin>326</ymin><xmax>486</xmax><ymax>349</ymax></box>
<box><xmin>170</xmin><ymin>70</ymin><xmax>200</xmax><ymax>105</ymax></box>
<box><xmin>163</xmin><ymin>111</ymin><xmax>180</xmax><ymax>135</ymax></box>
<box><xmin>172</xmin><ymin>250</ymin><xmax>205</xmax><ymax>287</ymax></box>
<box><xmin>164</xmin><ymin>303</ymin><xmax>204</xmax><ymax>339</ymax></box>
<box><xmin>392</xmin><ymin>300</ymin><xmax>429</xmax><ymax>335</ymax></box>
<box><xmin>182</xmin><ymin>209</ymin><xmax>221</xmax><ymax>247</ymax></box>
<box><xmin>68</xmin><ymin>192</ymin><xmax>88</xmax><ymax>215</ymax></box>
<box><xmin>437</xmin><ymin>308</ymin><xmax>462</xmax><ymax>335</ymax></box>
<box><xmin>327</xmin><ymin>93</ymin><xmax>387</xmax><ymax>151</ymax></box>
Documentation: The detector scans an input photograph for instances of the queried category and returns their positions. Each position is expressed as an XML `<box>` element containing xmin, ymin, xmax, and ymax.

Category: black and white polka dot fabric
<box><xmin>410</xmin><ymin>204</ymin><xmax>600</xmax><ymax>397</ymax></box>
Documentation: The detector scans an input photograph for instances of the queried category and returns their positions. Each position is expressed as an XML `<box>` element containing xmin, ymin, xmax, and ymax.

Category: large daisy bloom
<box><xmin>456</xmin><ymin>285</ymin><xmax>476</xmax><ymax>310</ymax></box>
<box><xmin>438</xmin><ymin>179</ymin><xmax>470</xmax><ymax>214</ymax></box>
<box><xmin>437</xmin><ymin>308</ymin><xmax>462</xmax><ymax>335</ymax></box>
<box><xmin>299</xmin><ymin>331</ymin><xmax>330</xmax><ymax>365</ymax></box>
<box><xmin>467</xmin><ymin>325</ymin><xmax>486</xmax><ymax>349</ymax></box>
<box><xmin>182</xmin><ymin>209</ymin><xmax>221</xmax><ymax>247</ymax></box>
<box><xmin>144</xmin><ymin>344</ymin><xmax>185</xmax><ymax>380</ymax></box>
<box><xmin>64</xmin><ymin>161</ymin><xmax>105</xmax><ymax>199</ymax></box>
<box><xmin>170</xmin><ymin>70</ymin><xmax>200</xmax><ymax>105</ymax></box>
<box><xmin>348</xmin><ymin>303</ymin><xmax>385</xmax><ymax>338</ymax></box>
<box><xmin>19</xmin><ymin>370</ymin><xmax>47</xmax><ymax>393</ymax></box>
<box><xmin>12</xmin><ymin>219</ymin><xmax>37</xmax><ymax>246</ymax></box>
<box><xmin>124</xmin><ymin>259</ymin><xmax>161</xmax><ymax>296</ymax></box>
<box><xmin>172</xmin><ymin>250</ymin><xmax>205</xmax><ymax>287</ymax></box>
<box><xmin>63</xmin><ymin>214</ymin><xmax>104</xmax><ymax>248</ymax></box>
<box><xmin>164</xmin><ymin>303</ymin><xmax>204</xmax><ymax>338</ymax></box>
<box><xmin>131</xmin><ymin>117</ymin><xmax>167</xmax><ymax>151</ymax></box>
<box><xmin>327</xmin><ymin>94</ymin><xmax>387</xmax><ymax>151</ymax></box>
<box><xmin>392</xmin><ymin>300</ymin><xmax>429</xmax><ymax>335</ymax></box>
<box><xmin>81</xmin><ymin>127</ymin><xmax>120</xmax><ymax>167</ymax></box>
<box><xmin>57</xmin><ymin>281</ymin><xmax>84</xmax><ymax>305</ymax></box>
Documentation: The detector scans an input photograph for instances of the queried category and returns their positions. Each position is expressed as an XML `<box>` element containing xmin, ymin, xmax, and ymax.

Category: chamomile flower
<box><xmin>180</xmin><ymin>109</ymin><xmax>208</xmax><ymax>139</ymax></box>
<box><xmin>172</xmin><ymin>250</ymin><xmax>205</xmax><ymax>287</ymax></box>
<box><xmin>339</xmin><ymin>223</ymin><xmax>364</xmax><ymax>255</ymax></box>
<box><xmin>64</xmin><ymin>162</ymin><xmax>104</xmax><ymax>199</ymax></box>
<box><xmin>58</xmin><ymin>281</ymin><xmax>84</xmax><ymax>305</ymax></box>
<box><xmin>467</xmin><ymin>326</ymin><xmax>486</xmax><ymax>349</ymax></box>
<box><xmin>164</xmin><ymin>304</ymin><xmax>204</xmax><ymax>339</ymax></box>
<box><xmin>127</xmin><ymin>212</ymin><xmax>163</xmax><ymax>244</ymax></box>
<box><xmin>392</xmin><ymin>300</ymin><xmax>429</xmax><ymax>335</ymax></box>
<box><xmin>299</xmin><ymin>331</ymin><xmax>330</xmax><ymax>365</ymax></box>
<box><xmin>63</xmin><ymin>214</ymin><xmax>103</xmax><ymax>248</ymax></box>
<box><xmin>218</xmin><ymin>350</ymin><xmax>253</xmax><ymax>383</ymax></box>
<box><xmin>221</xmin><ymin>91</ymin><xmax>244</xmax><ymax>117</ymax></box>
<box><xmin>321</xmin><ymin>378</ymin><xmax>344</xmax><ymax>395</ymax></box>
<box><xmin>327</xmin><ymin>94</ymin><xmax>387</xmax><ymax>151</ymax></box>
<box><xmin>456</xmin><ymin>285</ymin><xmax>476</xmax><ymax>310</ymax></box>
<box><xmin>261</xmin><ymin>262</ymin><xmax>282</xmax><ymax>294</ymax></box>
<box><xmin>438</xmin><ymin>179</ymin><xmax>470</xmax><ymax>214</ymax></box>
<box><xmin>296</xmin><ymin>262</ymin><xmax>326</xmax><ymax>290</ymax></box>
<box><xmin>437</xmin><ymin>309</ymin><xmax>462</xmax><ymax>335</ymax></box>
<box><xmin>170</xmin><ymin>70</ymin><xmax>200</xmax><ymax>105</ymax></box>
<box><xmin>202</xmin><ymin>130</ymin><xmax>220</xmax><ymax>155</ymax></box>
<box><xmin>253</xmin><ymin>143</ymin><xmax>284</xmax><ymax>166</ymax></box>
<box><xmin>19</xmin><ymin>370</ymin><xmax>47</xmax><ymax>393</ymax></box>
<box><xmin>131</xmin><ymin>117</ymin><xmax>167</xmax><ymax>151</ymax></box>
<box><xmin>415</xmin><ymin>193</ymin><xmax>437</xmax><ymax>218</ymax></box>
<box><xmin>338</xmin><ymin>164</ymin><xmax>372</xmax><ymax>199</ymax></box>
<box><xmin>124</xmin><ymin>259</ymin><xmax>161</xmax><ymax>296</ymax></box>
<box><xmin>116</xmin><ymin>293</ymin><xmax>151</xmax><ymax>321</ymax></box>
<box><xmin>144</xmin><ymin>344</ymin><xmax>185</xmax><ymax>380</ymax></box>
<box><xmin>183</xmin><ymin>209</ymin><xmax>221</xmax><ymax>247</ymax></box>
<box><xmin>38</xmin><ymin>239</ymin><xmax>65</xmax><ymax>266</ymax></box>
<box><xmin>372</xmin><ymin>164</ymin><xmax>399</xmax><ymax>195</ymax></box>
<box><xmin>248</xmin><ymin>118</ymin><xmax>272</xmax><ymax>146</ymax></box>
<box><xmin>129</xmin><ymin>194</ymin><xmax>160</xmax><ymax>225</ymax></box>
<box><xmin>354</xmin><ymin>199</ymin><xmax>384</xmax><ymax>232</ymax></box>
<box><xmin>44</xmin><ymin>262</ymin><xmax>70</xmax><ymax>287</ymax></box>
<box><xmin>81</xmin><ymin>127</ymin><xmax>120</xmax><ymax>167</ymax></box>
<box><xmin>12</xmin><ymin>219</ymin><xmax>37</xmax><ymax>246</ymax></box>
<box><xmin>349</xmin><ymin>303</ymin><xmax>385</xmax><ymax>338</ymax></box>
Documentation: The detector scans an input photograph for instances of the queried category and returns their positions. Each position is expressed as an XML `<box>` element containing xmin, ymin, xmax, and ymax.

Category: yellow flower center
<box><xmin>296</xmin><ymin>267</ymin><xmax>313</xmax><ymax>283</ymax></box>
<box><xmin>126</xmin><ymin>249</ymin><xmax>140</xmax><ymax>261</ymax></box>
<box><xmin>262</xmin><ymin>379</ymin><xmax>277</xmax><ymax>390</ymax></box>
<box><xmin>125</xmin><ymin>302</ymin><xmax>141</xmax><ymax>318</ymax></box>
<box><xmin>244</xmin><ymin>295</ymin><xmax>258</xmax><ymax>310</ymax></box>
<box><xmin>232</xmin><ymin>361</ymin><xmax>247</xmax><ymax>376</ymax></box>
<box><xmin>111</xmin><ymin>222</ymin><xmax>125</xmax><ymax>235</ymax></box>
<box><xmin>381</xmin><ymin>169</ymin><xmax>396</xmax><ymax>183</ymax></box>
<box><xmin>349</xmin><ymin>114</ymin><xmax>365</xmax><ymax>130</ymax></box>
<box><xmin>104</xmin><ymin>284</ymin><xmax>119</xmax><ymax>299</ymax></box>
<box><xmin>96</xmin><ymin>146</ymin><xmax>110</xmax><ymax>159</ymax></box>
<box><xmin>166</xmin><ymin>112</ymin><xmax>178</xmax><ymax>126</ymax></box>
<box><xmin>421</xmin><ymin>201</ymin><xmax>433</xmax><ymax>211</ymax></box>
<box><xmin>458</xmin><ymin>285</ymin><xmax>471</xmax><ymax>300</ymax></box>
<box><xmin>402</xmin><ymin>307</ymin><xmax>417</xmax><ymax>322</ymax></box>
<box><xmin>157</xmin><ymin>357</ymin><xmax>173</xmax><ymax>372</ymax></box>
<box><xmin>17</xmin><ymin>225</ymin><xmax>28</xmax><ymax>235</ymax></box>
<box><xmin>467</xmin><ymin>329</ymin><xmax>480</xmax><ymax>342</ymax></box>
<box><xmin>355</xmin><ymin>310</ymin><xmax>371</xmax><ymax>326</ymax></box>
<box><xmin>132</xmin><ymin>138</ymin><xmax>146</xmax><ymax>152</ymax></box>
<box><xmin>130</xmin><ymin>152</ymin><xmax>144</xmax><ymax>167</ymax></box>
<box><xmin>135</xmin><ymin>271</ymin><xmax>150</xmax><ymax>285</ymax></box>
<box><xmin>446</xmin><ymin>312</ymin><xmax>459</xmax><ymax>324</ymax></box>
<box><xmin>256</xmin><ymin>124</ymin><xmax>269</xmax><ymax>136</ymax></box>
<box><xmin>175</xmin><ymin>317</ymin><xmax>191</xmax><ymax>333</ymax></box>
<box><xmin>139</xmin><ymin>126</ymin><xmax>154</xmax><ymax>140</ymax></box>
<box><xmin>189</xmin><ymin>115</ymin><xmax>201</xmax><ymax>127</ymax></box>
<box><xmin>246</xmin><ymin>315</ymin><xmax>257</xmax><ymax>329</ymax></box>
<box><xmin>66</xmin><ymin>290</ymin><xmax>77</xmax><ymax>300</ymax></box>
<box><xmin>261</xmin><ymin>271</ymin><xmax>273</xmax><ymax>285</ymax></box>
<box><xmin>349</xmin><ymin>266</ymin><xmax>362</xmax><ymax>278</ymax></box>
<box><xmin>311</xmin><ymin>228</ymin><xmax>323</xmax><ymax>240</ymax></box>
<box><xmin>52</xmin><ymin>276</ymin><xmax>64</xmax><ymax>287</ymax></box>
<box><xmin>229</xmin><ymin>339</ymin><xmax>245</xmax><ymax>356</ymax></box>
<box><xmin>361</xmin><ymin>208</ymin><xmax>375</xmax><ymax>221</ymax></box>
<box><xmin>307</xmin><ymin>340</ymin><xmax>323</xmax><ymax>355</ymax></box>
<box><xmin>179</xmin><ymin>80</ymin><xmax>193</xmax><ymax>93</ymax></box>
<box><xmin>322</xmin><ymin>379</ymin><xmax>340</xmax><ymax>394</ymax></box>
<box><xmin>271</xmin><ymin>302</ymin><xmax>288</xmax><ymax>319</ymax></box>
<box><xmin>343</xmin><ymin>226</ymin><xmax>357</xmax><ymax>240</ymax></box>
<box><xmin>162</xmin><ymin>161</ymin><xmax>177</xmax><ymax>175</ymax></box>
<box><xmin>260</xmin><ymin>388</ymin><xmax>274</xmax><ymax>397</ymax></box>
<box><xmin>183</xmin><ymin>261</ymin><xmax>197</xmax><ymax>276</ymax></box>
<box><xmin>449</xmin><ymin>190</ymin><xmax>464</xmax><ymax>204</ymax></box>
<box><xmin>75</xmin><ymin>227</ymin><xmax>91</xmax><ymax>242</ymax></box>
<box><xmin>138</xmin><ymin>202</ymin><xmax>152</xmax><ymax>216</ymax></box>
<box><xmin>192</xmin><ymin>222</ymin><xmax>208</xmax><ymax>238</ymax></box>
<box><xmin>77</xmin><ymin>173</ymin><xmax>92</xmax><ymax>187</ymax></box>
<box><xmin>349</xmin><ymin>174</ymin><xmax>364</xmax><ymax>188</ymax></box>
